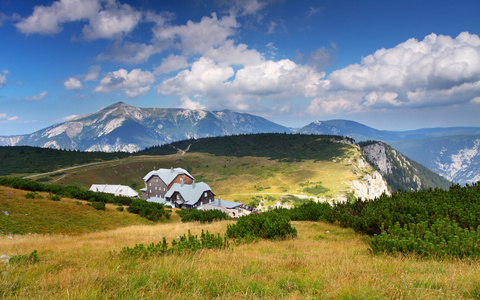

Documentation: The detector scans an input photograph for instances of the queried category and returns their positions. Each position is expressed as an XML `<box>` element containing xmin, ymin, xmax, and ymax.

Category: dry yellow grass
<box><xmin>1</xmin><ymin>221</ymin><xmax>480</xmax><ymax>299</ymax></box>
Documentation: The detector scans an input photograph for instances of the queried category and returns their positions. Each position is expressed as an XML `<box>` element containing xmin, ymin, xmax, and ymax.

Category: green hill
<box><xmin>0</xmin><ymin>186</ymin><xmax>152</xmax><ymax>235</ymax></box>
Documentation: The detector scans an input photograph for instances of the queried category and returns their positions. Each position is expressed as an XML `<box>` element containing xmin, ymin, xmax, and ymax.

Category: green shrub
<box><xmin>176</xmin><ymin>209</ymin><xmax>230</xmax><ymax>223</ymax></box>
<box><xmin>9</xmin><ymin>250</ymin><xmax>38</xmax><ymax>264</ymax></box>
<box><xmin>25</xmin><ymin>192</ymin><xmax>37</xmax><ymax>199</ymax></box>
<box><xmin>120</xmin><ymin>230</ymin><xmax>229</xmax><ymax>257</ymax></box>
<box><xmin>92</xmin><ymin>201</ymin><xmax>106</xmax><ymax>211</ymax></box>
<box><xmin>127</xmin><ymin>199</ymin><xmax>170</xmax><ymax>221</ymax></box>
<box><xmin>48</xmin><ymin>193</ymin><xmax>61</xmax><ymax>201</ymax></box>
<box><xmin>369</xmin><ymin>218</ymin><xmax>480</xmax><ymax>258</ymax></box>
<box><xmin>116</xmin><ymin>206</ymin><xmax>124</xmax><ymax>212</ymax></box>
<box><xmin>226</xmin><ymin>211</ymin><xmax>297</xmax><ymax>241</ymax></box>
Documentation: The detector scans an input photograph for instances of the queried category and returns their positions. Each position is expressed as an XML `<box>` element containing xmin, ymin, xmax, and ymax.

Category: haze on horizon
<box><xmin>1</xmin><ymin>0</ymin><xmax>480</xmax><ymax>136</ymax></box>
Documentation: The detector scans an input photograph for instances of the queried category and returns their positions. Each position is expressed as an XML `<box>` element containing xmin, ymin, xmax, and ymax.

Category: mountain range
<box><xmin>1</xmin><ymin>101</ymin><xmax>479</xmax><ymax>185</ymax></box>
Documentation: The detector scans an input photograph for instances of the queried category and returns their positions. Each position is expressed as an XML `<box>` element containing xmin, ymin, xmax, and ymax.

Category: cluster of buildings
<box><xmin>89</xmin><ymin>167</ymin><xmax>251</xmax><ymax>217</ymax></box>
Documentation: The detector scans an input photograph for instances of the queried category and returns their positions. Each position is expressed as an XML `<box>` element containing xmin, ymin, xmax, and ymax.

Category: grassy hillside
<box><xmin>0</xmin><ymin>186</ymin><xmax>153</xmax><ymax>235</ymax></box>
<box><xmin>0</xmin><ymin>146</ymin><xmax>130</xmax><ymax>176</ymax></box>
<box><xmin>1</xmin><ymin>220</ymin><xmax>480</xmax><ymax>299</ymax></box>
<box><xmin>41</xmin><ymin>149</ymin><xmax>368</xmax><ymax>208</ymax></box>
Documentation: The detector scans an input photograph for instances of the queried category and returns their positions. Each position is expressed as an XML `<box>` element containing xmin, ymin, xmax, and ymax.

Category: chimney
<box><xmin>170</xmin><ymin>167</ymin><xmax>174</xmax><ymax>173</ymax></box>
<box><xmin>181</xmin><ymin>177</ymin><xmax>184</xmax><ymax>187</ymax></box>
<box><xmin>192</xmin><ymin>180</ymin><xmax>196</xmax><ymax>188</ymax></box>
<box><xmin>218</xmin><ymin>197</ymin><xmax>221</xmax><ymax>207</ymax></box>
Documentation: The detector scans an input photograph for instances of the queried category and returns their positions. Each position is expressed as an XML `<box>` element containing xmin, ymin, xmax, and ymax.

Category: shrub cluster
<box><xmin>176</xmin><ymin>209</ymin><xmax>230</xmax><ymax>223</ymax></box>
<box><xmin>370</xmin><ymin>218</ymin><xmax>480</xmax><ymax>258</ymax></box>
<box><xmin>127</xmin><ymin>199</ymin><xmax>170</xmax><ymax>221</ymax></box>
<box><xmin>279</xmin><ymin>182</ymin><xmax>480</xmax><ymax>258</ymax></box>
<box><xmin>226</xmin><ymin>211</ymin><xmax>297</xmax><ymax>241</ymax></box>
<box><xmin>120</xmin><ymin>230</ymin><xmax>229</xmax><ymax>257</ymax></box>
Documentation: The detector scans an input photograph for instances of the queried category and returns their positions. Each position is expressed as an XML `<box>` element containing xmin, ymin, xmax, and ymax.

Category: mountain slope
<box><xmin>389</xmin><ymin>134</ymin><xmax>480</xmax><ymax>185</ymax></box>
<box><xmin>361</xmin><ymin>141</ymin><xmax>452</xmax><ymax>191</ymax></box>
<box><xmin>0</xmin><ymin>102</ymin><xmax>291</xmax><ymax>152</ymax></box>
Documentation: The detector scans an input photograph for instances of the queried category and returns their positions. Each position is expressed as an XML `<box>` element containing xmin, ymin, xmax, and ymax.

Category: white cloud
<box><xmin>179</xmin><ymin>96</ymin><xmax>206</xmax><ymax>110</ymax></box>
<box><xmin>81</xmin><ymin>1</ymin><xmax>142</xmax><ymax>40</ymax></box>
<box><xmin>0</xmin><ymin>113</ymin><xmax>19</xmax><ymax>122</ymax></box>
<box><xmin>231</xmin><ymin>59</ymin><xmax>325</xmax><ymax>98</ymax></box>
<box><xmin>14</xmin><ymin>91</ymin><xmax>49</xmax><ymax>102</ymax></box>
<box><xmin>158</xmin><ymin>57</ymin><xmax>326</xmax><ymax>112</ymax></box>
<box><xmin>158</xmin><ymin>57</ymin><xmax>234</xmax><ymax>96</ymax></box>
<box><xmin>203</xmin><ymin>40</ymin><xmax>263</xmax><ymax>66</ymax></box>
<box><xmin>154</xmin><ymin>13</ymin><xmax>239</xmax><ymax>55</ymax></box>
<box><xmin>15</xmin><ymin>0</ymin><xmax>100</xmax><ymax>35</ymax></box>
<box><xmin>94</xmin><ymin>68</ymin><xmax>155</xmax><ymax>97</ymax></box>
<box><xmin>98</xmin><ymin>42</ymin><xmax>160</xmax><ymax>63</ymax></box>
<box><xmin>64</xmin><ymin>77</ymin><xmax>82</xmax><ymax>90</ymax></box>
<box><xmin>155</xmin><ymin>54</ymin><xmax>189</xmax><ymax>74</ymax></box>
<box><xmin>84</xmin><ymin>65</ymin><xmax>101</xmax><ymax>81</ymax></box>
<box><xmin>0</xmin><ymin>69</ymin><xmax>7</xmax><ymax>88</ymax></box>
<box><xmin>316</xmin><ymin>32</ymin><xmax>480</xmax><ymax>114</ymax></box>
<box><xmin>15</xmin><ymin>0</ymin><xmax>141</xmax><ymax>39</ymax></box>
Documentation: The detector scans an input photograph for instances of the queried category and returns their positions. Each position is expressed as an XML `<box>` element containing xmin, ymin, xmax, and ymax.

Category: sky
<box><xmin>1</xmin><ymin>0</ymin><xmax>480</xmax><ymax>136</ymax></box>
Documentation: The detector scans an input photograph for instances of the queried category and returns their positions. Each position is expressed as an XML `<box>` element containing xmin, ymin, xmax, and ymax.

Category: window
<box><xmin>204</xmin><ymin>192</ymin><xmax>207</xmax><ymax>197</ymax></box>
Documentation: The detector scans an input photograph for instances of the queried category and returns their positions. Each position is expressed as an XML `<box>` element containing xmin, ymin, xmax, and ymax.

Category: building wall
<box><xmin>145</xmin><ymin>175</ymin><xmax>168</xmax><ymax>199</ymax></box>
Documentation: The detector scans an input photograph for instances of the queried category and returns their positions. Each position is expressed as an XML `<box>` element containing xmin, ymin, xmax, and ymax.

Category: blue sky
<box><xmin>1</xmin><ymin>0</ymin><xmax>480</xmax><ymax>136</ymax></box>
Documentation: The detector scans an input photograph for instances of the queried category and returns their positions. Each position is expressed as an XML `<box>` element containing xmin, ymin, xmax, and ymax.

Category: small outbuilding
<box><xmin>89</xmin><ymin>184</ymin><xmax>138</xmax><ymax>198</ymax></box>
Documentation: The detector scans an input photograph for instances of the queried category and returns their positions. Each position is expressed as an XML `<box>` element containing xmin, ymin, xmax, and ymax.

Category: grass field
<box><xmin>33</xmin><ymin>144</ymin><xmax>372</xmax><ymax>209</ymax></box>
<box><xmin>0</xmin><ymin>186</ymin><xmax>155</xmax><ymax>235</ymax></box>
<box><xmin>1</xmin><ymin>219</ymin><xmax>480</xmax><ymax>299</ymax></box>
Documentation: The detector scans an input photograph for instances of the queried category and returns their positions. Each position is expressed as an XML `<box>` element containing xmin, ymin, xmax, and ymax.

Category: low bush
<box><xmin>127</xmin><ymin>199</ymin><xmax>170</xmax><ymax>221</ymax></box>
<box><xmin>226</xmin><ymin>211</ymin><xmax>297</xmax><ymax>241</ymax></box>
<box><xmin>92</xmin><ymin>201</ymin><xmax>105</xmax><ymax>211</ymax></box>
<box><xmin>120</xmin><ymin>230</ymin><xmax>229</xmax><ymax>257</ymax></box>
<box><xmin>9</xmin><ymin>250</ymin><xmax>38</xmax><ymax>264</ymax></box>
<box><xmin>370</xmin><ymin>218</ymin><xmax>480</xmax><ymax>258</ymax></box>
<box><xmin>176</xmin><ymin>209</ymin><xmax>230</xmax><ymax>223</ymax></box>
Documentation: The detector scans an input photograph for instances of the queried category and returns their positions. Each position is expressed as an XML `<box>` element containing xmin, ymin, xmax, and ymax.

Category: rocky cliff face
<box><xmin>361</xmin><ymin>141</ymin><xmax>451</xmax><ymax>191</ymax></box>
<box><xmin>347</xmin><ymin>146</ymin><xmax>390</xmax><ymax>200</ymax></box>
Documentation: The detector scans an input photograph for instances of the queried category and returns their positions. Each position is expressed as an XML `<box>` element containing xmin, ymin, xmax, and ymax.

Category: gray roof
<box><xmin>143</xmin><ymin>167</ymin><xmax>194</xmax><ymax>185</ymax></box>
<box><xmin>166</xmin><ymin>182</ymin><xmax>212</xmax><ymax>205</ymax></box>
<box><xmin>89</xmin><ymin>184</ymin><xmax>138</xmax><ymax>197</ymax></box>
<box><xmin>208</xmin><ymin>198</ymin><xmax>243</xmax><ymax>209</ymax></box>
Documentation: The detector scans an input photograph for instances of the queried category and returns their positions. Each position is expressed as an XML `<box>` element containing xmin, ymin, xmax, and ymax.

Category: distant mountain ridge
<box><xmin>1</xmin><ymin>102</ymin><xmax>480</xmax><ymax>185</ymax></box>
<box><xmin>0</xmin><ymin>102</ymin><xmax>290</xmax><ymax>152</ymax></box>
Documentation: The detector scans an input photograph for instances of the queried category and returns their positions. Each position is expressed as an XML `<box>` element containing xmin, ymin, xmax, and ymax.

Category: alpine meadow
<box><xmin>2</xmin><ymin>0</ymin><xmax>480</xmax><ymax>298</ymax></box>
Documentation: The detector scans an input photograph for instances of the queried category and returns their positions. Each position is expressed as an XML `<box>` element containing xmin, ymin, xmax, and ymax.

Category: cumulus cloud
<box><xmin>81</xmin><ymin>1</ymin><xmax>142</xmax><ymax>40</ymax></box>
<box><xmin>316</xmin><ymin>31</ymin><xmax>480</xmax><ymax>114</ymax></box>
<box><xmin>15</xmin><ymin>0</ymin><xmax>100</xmax><ymax>35</ymax></box>
<box><xmin>158</xmin><ymin>57</ymin><xmax>326</xmax><ymax>111</ymax></box>
<box><xmin>0</xmin><ymin>69</ymin><xmax>8</xmax><ymax>88</ymax></box>
<box><xmin>64</xmin><ymin>77</ymin><xmax>82</xmax><ymax>90</ymax></box>
<box><xmin>14</xmin><ymin>91</ymin><xmax>49</xmax><ymax>102</ymax></box>
<box><xmin>179</xmin><ymin>96</ymin><xmax>206</xmax><ymax>110</ymax></box>
<box><xmin>158</xmin><ymin>57</ymin><xmax>234</xmax><ymax>96</ymax></box>
<box><xmin>154</xmin><ymin>13</ymin><xmax>239</xmax><ymax>55</ymax></box>
<box><xmin>15</xmin><ymin>0</ymin><xmax>141</xmax><ymax>39</ymax></box>
<box><xmin>155</xmin><ymin>54</ymin><xmax>189</xmax><ymax>74</ymax></box>
<box><xmin>84</xmin><ymin>65</ymin><xmax>101</xmax><ymax>81</ymax></box>
<box><xmin>94</xmin><ymin>68</ymin><xmax>155</xmax><ymax>97</ymax></box>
